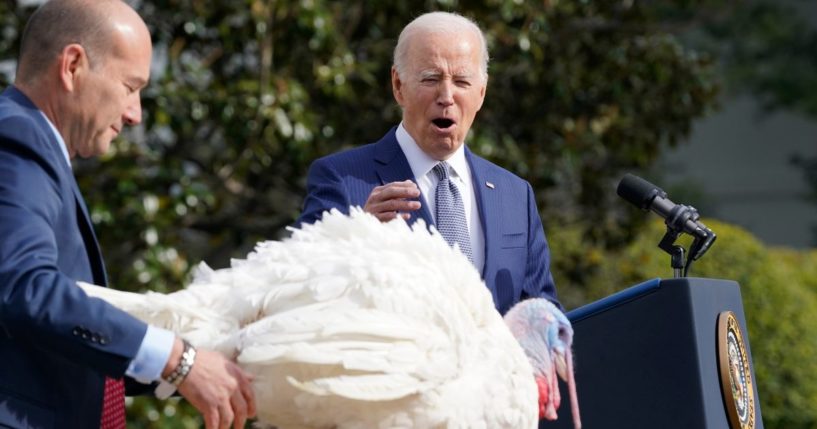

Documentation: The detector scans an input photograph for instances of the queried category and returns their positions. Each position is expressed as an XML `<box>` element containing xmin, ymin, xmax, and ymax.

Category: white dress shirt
<box><xmin>396</xmin><ymin>123</ymin><xmax>485</xmax><ymax>273</ymax></box>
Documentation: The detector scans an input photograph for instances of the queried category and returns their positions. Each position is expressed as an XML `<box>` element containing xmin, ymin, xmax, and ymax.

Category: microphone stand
<box><xmin>655</xmin><ymin>204</ymin><xmax>716</xmax><ymax>278</ymax></box>
<box><xmin>658</xmin><ymin>229</ymin><xmax>686</xmax><ymax>278</ymax></box>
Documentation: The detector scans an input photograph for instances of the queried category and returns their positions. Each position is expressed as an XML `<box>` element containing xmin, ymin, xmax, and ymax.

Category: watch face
<box><xmin>718</xmin><ymin>311</ymin><xmax>756</xmax><ymax>429</ymax></box>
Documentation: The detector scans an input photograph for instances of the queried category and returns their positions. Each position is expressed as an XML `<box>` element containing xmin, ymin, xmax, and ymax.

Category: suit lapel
<box><xmin>466</xmin><ymin>149</ymin><xmax>499</xmax><ymax>277</ymax></box>
<box><xmin>71</xmin><ymin>181</ymin><xmax>108</xmax><ymax>286</ymax></box>
<box><xmin>373</xmin><ymin>129</ymin><xmax>434</xmax><ymax>225</ymax></box>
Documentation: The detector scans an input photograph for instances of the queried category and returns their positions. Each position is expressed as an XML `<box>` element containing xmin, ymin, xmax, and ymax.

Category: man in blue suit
<box><xmin>299</xmin><ymin>12</ymin><xmax>560</xmax><ymax>315</ymax></box>
<box><xmin>0</xmin><ymin>1</ymin><xmax>254</xmax><ymax>428</ymax></box>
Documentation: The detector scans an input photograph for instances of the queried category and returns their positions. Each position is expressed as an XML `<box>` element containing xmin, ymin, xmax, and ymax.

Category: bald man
<box><xmin>0</xmin><ymin>1</ymin><xmax>254</xmax><ymax>428</ymax></box>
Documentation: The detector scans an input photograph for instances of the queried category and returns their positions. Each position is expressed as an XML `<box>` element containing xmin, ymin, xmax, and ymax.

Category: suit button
<box><xmin>72</xmin><ymin>328</ymin><xmax>81</xmax><ymax>336</ymax></box>
<box><xmin>91</xmin><ymin>334</ymin><xmax>100</xmax><ymax>343</ymax></box>
<box><xmin>81</xmin><ymin>332</ymin><xmax>89</xmax><ymax>340</ymax></box>
<box><xmin>99</xmin><ymin>337</ymin><xmax>108</xmax><ymax>345</ymax></box>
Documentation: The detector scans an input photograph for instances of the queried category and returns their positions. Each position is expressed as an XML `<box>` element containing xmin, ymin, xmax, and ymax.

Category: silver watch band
<box><xmin>165</xmin><ymin>339</ymin><xmax>196</xmax><ymax>386</ymax></box>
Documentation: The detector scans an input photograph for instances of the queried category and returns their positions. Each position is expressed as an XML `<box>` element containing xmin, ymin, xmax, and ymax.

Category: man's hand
<box><xmin>363</xmin><ymin>180</ymin><xmax>422</xmax><ymax>221</ymax></box>
<box><xmin>165</xmin><ymin>339</ymin><xmax>256</xmax><ymax>429</ymax></box>
<box><xmin>178</xmin><ymin>349</ymin><xmax>256</xmax><ymax>429</ymax></box>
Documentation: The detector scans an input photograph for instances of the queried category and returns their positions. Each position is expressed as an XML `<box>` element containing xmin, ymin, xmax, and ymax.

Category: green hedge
<box><xmin>550</xmin><ymin>218</ymin><xmax>817</xmax><ymax>428</ymax></box>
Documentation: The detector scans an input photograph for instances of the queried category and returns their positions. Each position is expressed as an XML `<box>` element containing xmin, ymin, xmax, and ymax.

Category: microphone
<box><xmin>617</xmin><ymin>173</ymin><xmax>716</xmax><ymax>259</ymax></box>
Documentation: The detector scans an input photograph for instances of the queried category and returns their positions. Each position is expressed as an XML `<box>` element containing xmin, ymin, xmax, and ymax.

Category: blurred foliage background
<box><xmin>1</xmin><ymin>0</ymin><xmax>816</xmax><ymax>427</ymax></box>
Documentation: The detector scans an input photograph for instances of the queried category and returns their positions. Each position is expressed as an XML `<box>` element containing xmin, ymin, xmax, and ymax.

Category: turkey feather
<box><xmin>78</xmin><ymin>208</ymin><xmax>579</xmax><ymax>428</ymax></box>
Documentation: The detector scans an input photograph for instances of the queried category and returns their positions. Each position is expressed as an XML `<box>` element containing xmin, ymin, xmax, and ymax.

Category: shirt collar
<box><xmin>395</xmin><ymin>122</ymin><xmax>468</xmax><ymax>181</ymax></box>
<box><xmin>38</xmin><ymin>110</ymin><xmax>71</xmax><ymax>168</ymax></box>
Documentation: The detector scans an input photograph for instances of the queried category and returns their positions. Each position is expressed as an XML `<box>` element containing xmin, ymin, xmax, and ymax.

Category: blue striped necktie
<box><xmin>433</xmin><ymin>161</ymin><xmax>473</xmax><ymax>262</ymax></box>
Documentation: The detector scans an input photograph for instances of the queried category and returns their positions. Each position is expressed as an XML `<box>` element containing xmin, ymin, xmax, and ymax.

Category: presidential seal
<box><xmin>718</xmin><ymin>311</ymin><xmax>755</xmax><ymax>429</ymax></box>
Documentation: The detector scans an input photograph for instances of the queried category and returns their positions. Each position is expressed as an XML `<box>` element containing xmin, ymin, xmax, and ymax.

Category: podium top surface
<box><xmin>568</xmin><ymin>277</ymin><xmax>661</xmax><ymax>323</ymax></box>
<box><xmin>567</xmin><ymin>277</ymin><xmax>741</xmax><ymax>324</ymax></box>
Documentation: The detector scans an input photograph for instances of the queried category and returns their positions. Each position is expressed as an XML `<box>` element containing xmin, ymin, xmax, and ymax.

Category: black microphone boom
<box><xmin>617</xmin><ymin>174</ymin><xmax>716</xmax><ymax>261</ymax></box>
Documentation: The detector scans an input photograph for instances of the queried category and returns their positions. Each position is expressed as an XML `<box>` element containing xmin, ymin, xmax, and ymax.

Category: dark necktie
<box><xmin>433</xmin><ymin>161</ymin><xmax>473</xmax><ymax>262</ymax></box>
<box><xmin>100</xmin><ymin>377</ymin><xmax>126</xmax><ymax>428</ymax></box>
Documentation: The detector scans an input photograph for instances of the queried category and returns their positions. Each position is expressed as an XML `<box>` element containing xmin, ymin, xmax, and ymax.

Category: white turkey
<box><xmin>79</xmin><ymin>208</ymin><xmax>580</xmax><ymax>428</ymax></box>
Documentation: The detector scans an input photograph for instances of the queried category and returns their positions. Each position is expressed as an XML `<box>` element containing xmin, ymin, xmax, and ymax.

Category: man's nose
<box><xmin>123</xmin><ymin>97</ymin><xmax>142</xmax><ymax>126</ymax></box>
<box><xmin>436</xmin><ymin>80</ymin><xmax>454</xmax><ymax>106</ymax></box>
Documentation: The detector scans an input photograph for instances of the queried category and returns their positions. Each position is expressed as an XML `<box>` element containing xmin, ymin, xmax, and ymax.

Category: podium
<box><xmin>545</xmin><ymin>277</ymin><xmax>763</xmax><ymax>429</ymax></box>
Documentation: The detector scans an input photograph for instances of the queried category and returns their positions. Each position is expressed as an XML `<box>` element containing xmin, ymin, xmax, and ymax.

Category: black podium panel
<box><xmin>545</xmin><ymin>278</ymin><xmax>763</xmax><ymax>429</ymax></box>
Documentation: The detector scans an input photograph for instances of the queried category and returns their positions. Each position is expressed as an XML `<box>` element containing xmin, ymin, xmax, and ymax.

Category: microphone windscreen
<box><xmin>617</xmin><ymin>174</ymin><xmax>664</xmax><ymax>210</ymax></box>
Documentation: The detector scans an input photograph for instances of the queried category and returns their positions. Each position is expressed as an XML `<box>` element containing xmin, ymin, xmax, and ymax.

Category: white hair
<box><xmin>393</xmin><ymin>12</ymin><xmax>489</xmax><ymax>82</ymax></box>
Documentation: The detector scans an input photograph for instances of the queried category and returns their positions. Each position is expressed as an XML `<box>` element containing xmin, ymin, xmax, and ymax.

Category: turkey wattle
<box><xmin>79</xmin><ymin>208</ymin><xmax>580</xmax><ymax>428</ymax></box>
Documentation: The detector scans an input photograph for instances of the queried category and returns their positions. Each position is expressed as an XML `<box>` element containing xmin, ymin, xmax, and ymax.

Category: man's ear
<box><xmin>391</xmin><ymin>66</ymin><xmax>404</xmax><ymax>106</ymax></box>
<box><xmin>58</xmin><ymin>43</ymin><xmax>89</xmax><ymax>92</ymax></box>
<box><xmin>475</xmin><ymin>78</ymin><xmax>487</xmax><ymax>112</ymax></box>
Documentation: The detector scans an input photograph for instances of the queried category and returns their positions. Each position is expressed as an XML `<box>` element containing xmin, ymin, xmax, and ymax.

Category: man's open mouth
<box><xmin>432</xmin><ymin>118</ymin><xmax>455</xmax><ymax>129</ymax></box>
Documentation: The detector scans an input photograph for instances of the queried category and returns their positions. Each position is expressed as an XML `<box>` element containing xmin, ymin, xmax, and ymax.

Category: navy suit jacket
<box><xmin>0</xmin><ymin>86</ymin><xmax>148</xmax><ymax>428</ymax></box>
<box><xmin>299</xmin><ymin>127</ymin><xmax>559</xmax><ymax>314</ymax></box>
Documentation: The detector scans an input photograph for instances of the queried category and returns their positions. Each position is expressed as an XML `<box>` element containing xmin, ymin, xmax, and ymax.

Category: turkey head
<box><xmin>505</xmin><ymin>298</ymin><xmax>581</xmax><ymax>429</ymax></box>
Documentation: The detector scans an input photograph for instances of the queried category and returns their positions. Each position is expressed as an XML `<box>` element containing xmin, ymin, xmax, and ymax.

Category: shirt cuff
<box><xmin>125</xmin><ymin>325</ymin><xmax>175</xmax><ymax>384</ymax></box>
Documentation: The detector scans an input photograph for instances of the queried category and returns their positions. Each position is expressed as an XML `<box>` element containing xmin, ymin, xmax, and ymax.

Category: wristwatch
<box><xmin>155</xmin><ymin>339</ymin><xmax>197</xmax><ymax>399</ymax></box>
